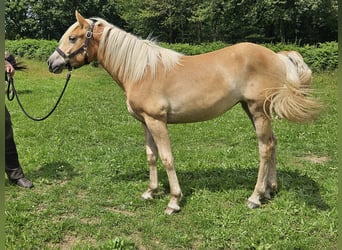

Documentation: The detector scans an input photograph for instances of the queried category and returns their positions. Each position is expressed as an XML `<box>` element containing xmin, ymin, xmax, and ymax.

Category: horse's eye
<box><xmin>69</xmin><ymin>36</ymin><xmax>77</xmax><ymax>43</ymax></box>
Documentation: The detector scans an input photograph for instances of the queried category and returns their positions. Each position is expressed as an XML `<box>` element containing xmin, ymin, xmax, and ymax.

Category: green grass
<box><xmin>5</xmin><ymin>60</ymin><xmax>337</xmax><ymax>249</ymax></box>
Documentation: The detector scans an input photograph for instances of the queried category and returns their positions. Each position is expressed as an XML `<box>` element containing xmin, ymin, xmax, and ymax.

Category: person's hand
<box><xmin>5</xmin><ymin>60</ymin><xmax>15</xmax><ymax>77</ymax></box>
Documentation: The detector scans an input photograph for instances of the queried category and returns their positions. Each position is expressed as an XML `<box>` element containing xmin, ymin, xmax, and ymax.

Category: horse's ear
<box><xmin>75</xmin><ymin>10</ymin><xmax>89</xmax><ymax>29</ymax></box>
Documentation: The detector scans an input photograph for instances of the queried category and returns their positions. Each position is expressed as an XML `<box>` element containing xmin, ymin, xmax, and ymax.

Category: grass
<box><xmin>5</xmin><ymin>59</ymin><xmax>337</xmax><ymax>249</ymax></box>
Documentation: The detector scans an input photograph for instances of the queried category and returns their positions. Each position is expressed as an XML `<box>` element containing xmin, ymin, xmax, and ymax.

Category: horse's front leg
<box><xmin>141</xmin><ymin>123</ymin><xmax>159</xmax><ymax>200</ymax></box>
<box><xmin>248</xmin><ymin>114</ymin><xmax>277</xmax><ymax>208</ymax></box>
<box><xmin>143</xmin><ymin>116</ymin><xmax>183</xmax><ymax>214</ymax></box>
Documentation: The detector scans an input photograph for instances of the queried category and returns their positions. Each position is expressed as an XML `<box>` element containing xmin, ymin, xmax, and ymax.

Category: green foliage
<box><xmin>160</xmin><ymin>41</ymin><xmax>227</xmax><ymax>55</ymax></box>
<box><xmin>163</xmin><ymin>41</ymin><xmax>338</xmax><ymax>71</ymax></box>
<box><xmin>5</xmin><ymin>0</ymin><xmax>125</xmax><ymax>40</ymax></box>
<box><xmin>301</xmin><ymin>42</ymin><xmax>339</xmax><ymax>72</ymax></box>
<box><xmin>264</xmin><ymin>42</ymin><xmax>338</xmax><ymax>71</ymax></box>
<box><xmin>5</xmin><ymin>0</ymin><xmax>338</xmax><ymax>43</ymax></box>
<box><xmin>5</xmin><ymin>61</ymin><xmax>337</xmax><ymax>249</ymax></box>
<box><xmin>117</xmin><ymin>0</ymin><xmax>338</xmax><ymax>43</ymax></box>
<box><xmin>5</xmin><ymin>39</ymin><xmax>58</xmax><ymax>61</ymax></box>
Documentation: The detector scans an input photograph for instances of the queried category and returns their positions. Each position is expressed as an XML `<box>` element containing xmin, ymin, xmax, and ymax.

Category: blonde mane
<box><xmin>91</xmin><ymin>18</ymin><xmax>183</xmax><ymax>83</ymax></box>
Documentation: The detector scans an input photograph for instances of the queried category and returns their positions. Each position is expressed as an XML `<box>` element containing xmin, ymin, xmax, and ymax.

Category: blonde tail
<box><xmin>264</xmin><ymin>52</ymin><xmax>322</xmax><ymax>123</ymax></box>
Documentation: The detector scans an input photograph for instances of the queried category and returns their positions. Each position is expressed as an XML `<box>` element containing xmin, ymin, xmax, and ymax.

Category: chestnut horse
<box><xmin>48</xmin><ymin>11</ymin><xmax>320</xmax><ymax>214</ymax></box>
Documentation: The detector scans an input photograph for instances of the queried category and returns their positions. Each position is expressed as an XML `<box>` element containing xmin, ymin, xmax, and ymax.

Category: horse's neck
<box><xmin>96</xmin><ymin>24</ymin><xmax>181</xmax><ymax>92</ymax></box>
<box><xmin>99</xmin><ymin>62</ymin><xmax>123</xmax><ymax>87</ymax></box>
<box><xmin>99</xmin><ymin>60</ymin><xmax>136</xmax><ymax>95</ymax></box>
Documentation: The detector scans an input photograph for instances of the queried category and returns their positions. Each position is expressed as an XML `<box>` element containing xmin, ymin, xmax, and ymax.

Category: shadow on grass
<box><xmin>181</xmin><ymin>167</ymin><xmax>329</xmax><ymax>211</ymax></box>
<box><xmin>16</xmin><ymin>89</ymin><xmax>33</xmax><ymax>95</ymax></box>
<box><xmin>113</xmin><ymin>166</ymin><xmax>329</xmax><ymax>211</ymax></box>
<box><xmin>30</xmin><ymin>161</ymin><xmax>79</xmax><ymax>183</ymax></box>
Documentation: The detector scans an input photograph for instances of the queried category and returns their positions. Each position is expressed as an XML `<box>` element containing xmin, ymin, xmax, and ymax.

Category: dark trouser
<box><xmin>5</xmin><ymin>105</ymin><xmax>25</xmax><ymax>181</ymax></box>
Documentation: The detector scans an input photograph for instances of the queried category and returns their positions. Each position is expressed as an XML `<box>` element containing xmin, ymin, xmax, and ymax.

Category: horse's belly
<box><xmin>167</xmin><ymin>93</ymin><xmax>239</xmax><ymax>123</ymax></box>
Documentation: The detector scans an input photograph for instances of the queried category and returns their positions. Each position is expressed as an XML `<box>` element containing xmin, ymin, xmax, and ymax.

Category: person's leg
<box><xmin>5</xmin><ymin>106</ymin><xmax>33</xmax><ymax>188</ymax></box>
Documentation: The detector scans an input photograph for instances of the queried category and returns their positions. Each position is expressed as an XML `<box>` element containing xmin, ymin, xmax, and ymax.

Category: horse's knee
<box><xmin>160</xmin><ymin>156</ymin><xmax>174</xmax><ymax>171</ymax></box>
<box><xmin>146</xmin><ymin>152</ymin><xmax>157</xmax><ymax>166</ymax></box>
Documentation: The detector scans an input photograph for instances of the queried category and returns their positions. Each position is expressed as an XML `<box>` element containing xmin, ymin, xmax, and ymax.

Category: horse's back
<box><xmin>179</xmin><ymin>42</ymin><xmax>286</xmax><ymax>99</ymax></box>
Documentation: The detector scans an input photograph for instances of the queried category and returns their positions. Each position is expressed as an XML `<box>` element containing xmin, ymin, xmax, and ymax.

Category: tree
<box><xmin>5</xmin><ymin>0</ymin><xmax>337</xmax><ymax>44</ymax></box>
<box><xmin>116</xmin><ymin>0</ymin><xmax>191</xmax><ymax>43</ymax></box>
<box><xmin>5</xmin><ymin>0</ymin><xmax>124</xmax><ymax>40</ymax></box>
<box><xmin>5</xmin><ymin>0</ymin><xmax>32</xmax><ymax>39</ymax></box>
<box><xmin>250</xmin><ymin>0</ymin><xmax>338</xmax><ymax>43</ymax></box>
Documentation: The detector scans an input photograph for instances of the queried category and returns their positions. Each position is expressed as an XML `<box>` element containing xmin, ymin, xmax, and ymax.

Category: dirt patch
<box><xmin>130</xmin><ymin>232</ymin><xmax>147</xmax><ymax>250</ymax></box>
<box><xmin>60</xmin><ymin>235</ymin><xmax>79</xmax><ymax>250</ymax></box>
<box><xmin>302</xmin><ymin>155</ymin><xmax>329</xmax><ymax>164</ymax></box>
<box><xmin>80</xmin><ymin>217</ymin><xmax>101</xmax><ymax>225</ymax></box>
<box><xmin>105</xmin><ymin>206</ymin><xmax>135</xmax><ymax>216</ymax></box>
<box><xmin>50</xmin><ymin>234</ymin><xmax>96</xmax><ymax>250</ymax></box>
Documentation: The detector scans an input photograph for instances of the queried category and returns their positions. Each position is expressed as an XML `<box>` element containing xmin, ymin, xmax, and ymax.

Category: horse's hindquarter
<box><xmin>128</xmin><ymin>43</ymin><xmax>284</xmax><ymax>124</ymax></box>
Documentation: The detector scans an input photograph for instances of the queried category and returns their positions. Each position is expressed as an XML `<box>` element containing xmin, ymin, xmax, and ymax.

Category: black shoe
<box><xmin>11</xmin><ymin>177</ymin><xmax>34</xmax><ymax>188</ymax></box>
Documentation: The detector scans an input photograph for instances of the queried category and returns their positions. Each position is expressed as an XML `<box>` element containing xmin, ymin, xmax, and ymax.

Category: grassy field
<box><xmin>5</xmin><ymin>60</ymin><xmax>337</xmax><ymax>249</ymax></box>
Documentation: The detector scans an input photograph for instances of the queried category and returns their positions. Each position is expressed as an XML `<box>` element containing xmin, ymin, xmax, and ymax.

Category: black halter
<box><xmin>56</xmin><ymin>19</ymin><xmax>97</xmax><ymax>70</ymax></box>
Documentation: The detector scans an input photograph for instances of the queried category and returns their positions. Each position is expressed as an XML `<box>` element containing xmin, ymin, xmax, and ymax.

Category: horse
<box><xmin>47</xmin><ymin>11</ymin><xmax>321</xmax><ymax>214</ymax></box>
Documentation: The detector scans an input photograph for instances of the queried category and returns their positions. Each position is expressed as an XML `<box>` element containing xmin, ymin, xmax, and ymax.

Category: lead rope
<box><xmin>6</xmin><ymin>70</ymin><xmax>72</xmax><ymax>121</ymax></box>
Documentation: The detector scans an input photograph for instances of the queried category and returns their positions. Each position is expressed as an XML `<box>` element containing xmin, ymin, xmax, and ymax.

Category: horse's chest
<box><xmin>126</xmin><ymin>99</ymin><xmax>144</xmax><ymax>122</ymax></box>
<box><xmin>126</xmin><ymin>100</ymin><xmax>137</xmax><ymax>116</ymax></box>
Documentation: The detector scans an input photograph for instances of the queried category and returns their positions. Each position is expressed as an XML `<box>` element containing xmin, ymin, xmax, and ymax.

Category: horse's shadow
<box><xmin>114</xmin><ymin>165</ymin><xmax>329</xmax><ymax>211</ymax></box>
<box><xmin>26</xmin><ymin>161</ymin><xmax>329</xmax><ymax>210</ymax></box>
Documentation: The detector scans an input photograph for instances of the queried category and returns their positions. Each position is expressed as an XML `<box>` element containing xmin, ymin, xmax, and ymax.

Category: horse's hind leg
<box><xmin>265</xmin><ymin>142</ymin><xmax>277</xmax><ymax>200</ymax></box>
<box><xmin>242</xmin><ymin>102</ymin><xmax>277</xmax><ymax>208</ymax></box>
<box><xmin>141</xmin><ymin>123</ymin><xmax>159</xmax><ymax>200</ymax></box>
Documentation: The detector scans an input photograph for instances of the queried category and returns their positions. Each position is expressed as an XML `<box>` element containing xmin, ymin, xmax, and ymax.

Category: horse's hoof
<box><xmin>141</xmin><ymin>191</ymin><xmax>153</xmax><ymax>200</ymax></box>
<box><xmin>164</xmin><ymin>206</ymin><xmax>180</xmax><ymax>215</ymax></box>
<box><xmin>164</xmin><ymin>199</ymin><xmax>181</xmax><ymax>214</ymax></box>
<box><xmin>247</xmin><ymin>199</ymin><xmax>261</xmax><ymax>209</ymax></box>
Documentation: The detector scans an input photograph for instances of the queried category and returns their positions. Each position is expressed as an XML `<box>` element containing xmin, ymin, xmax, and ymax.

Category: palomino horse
<box><xmin>48</xmin><ymin>11</ymin><xmax>320</xmax><ymax>214</ymax></box>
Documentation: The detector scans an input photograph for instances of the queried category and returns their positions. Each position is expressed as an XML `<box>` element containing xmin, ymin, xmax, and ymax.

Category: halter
<box><xmin>56</xmin><ymin>19</ymin><xmax>97</xmax><ymax>70</ymax></box>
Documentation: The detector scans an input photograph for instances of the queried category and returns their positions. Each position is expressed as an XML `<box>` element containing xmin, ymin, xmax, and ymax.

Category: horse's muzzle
<box><xmin>47</xmin><ymin>52</ymin><xmax>65</xmax><ymax>74</ymax></box>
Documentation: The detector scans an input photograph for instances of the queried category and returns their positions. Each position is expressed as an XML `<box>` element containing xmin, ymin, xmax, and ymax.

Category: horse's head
<box><xmin>48</xmin><ymin>11</ymin><xmax>101</xmax><ymax>73</ymax></box>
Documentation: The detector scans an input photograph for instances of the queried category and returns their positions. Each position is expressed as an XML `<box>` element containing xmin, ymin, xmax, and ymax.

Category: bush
<box><xmin>5</xmin><ymin>39</ymin><xmax>58</xmax><ymax>61</ymax></box>
<box><xmin>164</xmin><ymin>41</ymin><xmax>338</xmax><ymax>72</ymax></box>
<box><xmin>161</xmin><ymin>41</ymin><xmax>227</xmax><ymax>55</ymax></box>
<box><xmin>5</xmin><ymin>39</ymin><xmax>337</xmax><ymax>71</ymax></box>
<box><xmin>264</xmin><ymin>42</ymin><xmax>338</xmax><ymax>72</ymax></box>
<box><xmin>302</xmin><ymin>42</ymin><xmax>338</xmax><ymax>71</ymax></box>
